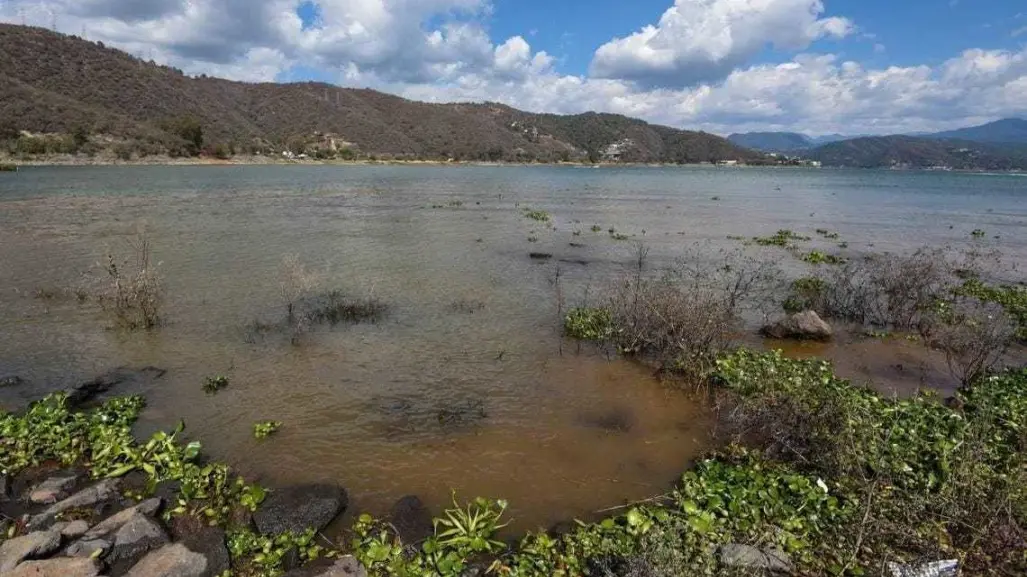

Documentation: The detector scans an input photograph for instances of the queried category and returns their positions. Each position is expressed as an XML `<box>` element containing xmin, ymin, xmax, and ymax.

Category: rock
<box><xmin>760</xmin><ymin>310</ymin><xmax>833</xmax><ymax>341</ymax></box>
<box><xmin>176</xmin><ymin>526</ymin><xmax>230</xmax><ymax>577</ymax></box>
<box><xmin>28</xmin><ymin>479</ymin><xmax>120</xmax><ymax>529</ymax></box>
<box><xmin>308</xmin><ymin>556</ymin><xmax>368</xmax><ymax>577</ymax></box>
<box><xmin>0</xmin><ymin>375</ymin><xmax>26</xmax><ymax>387</ymax></box>
<box><xmin>106</xmin><ymin>512</ymin><xmax>169</xmax><ymax>564</ymax></box>
<box><xmin>0</xmin><ymin>530</ymin><xmax>62</xmax><ymax>572</ymax></box>
<box><xmin>390</xmin><ymin>496</ymin><xmax>432</xmax><ymax>544</ymax></box>
<box><xmin>64</xmin><ymin>366</ymin><xmax>166</xmax><ymax>406</ymax></box>
<box><xmin>29</xmin><ymin>474</ymin><xmax>81</xmax><ymax>504</ymax></box>
<box><xmin>718</xmin><ymin>544</ymin><xmax>793</xmax><ymax>573</ymax></box>
<box><xmin>59</xmin><ymin>520</ymin><xmax>91</xmax><ymax>539</ymax></box>
<box><xmin>254</xmin><ymin>484</ymin><xmax>347</xmax><ymax>536</ymax></box>
<box><xmin>64</xmin><ymin>538</ymin><xmax>111</xmax><ymax>558</ymax></box>
<box><xmin>123</xmin><ymin>543</ymin><xmax>207</xmax><ymax>577</ymax></box>
<box><xmin>5</xmin><ymin>557</ymin><xmax>102</xmax><ymax>577</ymax></box>
<box><xmin>80</xmin><ymin>498</ymin><xmax>161</xmax><ymax>540</ymax></box>
<box><xmin>68</xmin><ymin>498</ymin><xmax>166</xmax><ymax>567</ymax></box>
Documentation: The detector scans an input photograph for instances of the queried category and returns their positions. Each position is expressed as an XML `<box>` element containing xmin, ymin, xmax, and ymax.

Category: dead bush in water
<box><xmin>925</xmin><ymin>299</ymin><xmax>1015</xmax><ymax>385</ymax></box>
<box><xmin>90</xmin><ymin>231</ymin><xmax>164</xmax><ymax>330</ymax></box>
<box><xmin>279</xmin><ymin>254</ymin><xmax>321</xmax><ymax>343</ymax></box>
<box><xmin>598</xmin><ymin>245</ymin><xmax>781</xmax><ymax>380</ymax></box>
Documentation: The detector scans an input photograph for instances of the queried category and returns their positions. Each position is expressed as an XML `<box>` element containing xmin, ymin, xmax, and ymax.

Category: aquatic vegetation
<box><xmin>610</xmin><ymin>232</ymin><xmax>630</xmax><ymax>241</ymax></box>
<box><xmin>815</xmin><ymin>228</ymin><xmax>841</xmax><ymax>240</ymax></box>
<box><xmin>837</xmin><ymin>241</ymin><xmax>849</xmax><ymax>249</ymax></box>
<box><xmin>800</xmin><ymin>250</ymin><xmax>846</xmax><ymax>265</ymax></box>
<box><xmin>304</xmin><ymin>289</ymin><xmax>388</xmax><ymax>326</ymax></box>
<box><xmin>527</xmin><ymin>235</ymin><xmax>538</xmax><ymax>243</ymax></box>
<box><xmin>953</xmin><ymin>277</ymin><xmax>1027</xmax><ymax>341</ymax></box>
<box><xmin>523</xmin><ymin>209</ymin><xmax>551</xmax><ymax>222</ymax></box>
<box><xmin>590</xmin><ymin>225</ymin><xmax>602</xmax><ymax>233</ymax></box>
<box><xmin>782</xmin><ymin>276</ymin><xmax>827</xmax><ymax>313</ymax></box>
<box><xmin>572</xmin><ymin>230</ymin><xmax>582</xmax><ymax>236</ymax></box>
<box><xmin>203</xmin><ymin>375</ymin><xmax>229</xmax><ymax>395</ymax></box>
<box><xmin>563</xmin><ymin>307</ymin><xmax>615</xmax><ymax>341</ymax></box>
<box><xmin>752</xmin><ymin>229</ymin><xmax>811</xmax><ymax>247</ymax></box>
<box><xmin>253</xmin><ymin>420</ymin><xmax>282</xmax><ymax>439</ymax></box>
<box><xmin>448</xmin><ymin>200</ymin><xmax>464</xmax><ymax>208</ymax></box>
<box><xmin>710</xmin><ymin>196</ymin><xmax>720</xmax><ymax>201</ymax></box>
<box><xmin>228</xmin><ymin>527</ymin><xmax>330</xmax><ymax>577</ymax></box>
<box><xmin>0</xmin><ymin>163</ymin><xmax>18</xmax><ymax>172</ymax></box>
<box><xmin>971</xmin><ymin>229</ymin><xmax>986</xmax><ymax>238</ymax></box>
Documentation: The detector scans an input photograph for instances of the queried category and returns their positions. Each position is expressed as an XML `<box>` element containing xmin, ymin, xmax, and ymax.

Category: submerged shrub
<box><xmin>953</xmin><ymin>277</ymin><xmax>1027</xmax><ymax>341</ymax></box>
<box><xmin>303</xmin><ymin>289</ymin><xmax>387</xmax><ymax>326</ymax></box>
<box><xmin>90</xmin><ymin>231</ymin><xmax>164</xmax><ymax>330</ymax></box>
<box><xmin>925</xmin><ymin>298</ymin><xmax>1015</xmax><ymax>385</ymax></box>
<box><xmin>523</xmin><ymin>209</ymin><xmax>551</xmax><ymax>222</ymax></box>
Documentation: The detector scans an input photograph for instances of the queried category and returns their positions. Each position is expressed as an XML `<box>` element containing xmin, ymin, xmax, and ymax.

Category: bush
<box><xmin>90</xmin><ymin>231</ymin><xmax>164</xmax><ymax>330</ymax></box>
<box><xmin>924</xmin><ymin>299</ymin><xmax>1015</xmax><ymax>385</ymax></box>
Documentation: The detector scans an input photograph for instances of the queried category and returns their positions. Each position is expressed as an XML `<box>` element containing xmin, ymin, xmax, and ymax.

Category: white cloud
<box><xmin>0</xmin><ymin>0</ymin><xmax>1025</xmax><ymax>136</ymax></box>
<box><xmin>589</xmin><ymin>0</ymin><xmax>854</xmax><ymax>87</ymax></box>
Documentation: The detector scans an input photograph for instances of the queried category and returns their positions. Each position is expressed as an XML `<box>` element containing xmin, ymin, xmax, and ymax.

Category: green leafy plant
<box><xmin>753</xmin><ymin>229</ymin><xmax>811</xmax><ymax>247</ymax></box>
<box><xmin>971</xmin><ymin>229</ymin><xmax>986</xmax><ymax>238</ymax></box>
<box><xmin>228</xmin><ymin>527</ymin><xmax>329</xmax><ymax>577</ymax></box>
<box><xmin>253</xmin><ymin>421</ymin><xmax>282</xmax><ymax>439</ymax></box>
<box><xmin>590</xmin><ymin>225</ymin><xmax>602</xmax><ymax>233</ymax></box>
<box><xmin>203</xmin><ymin>375</ymin><xmax>229</xmax><ymax>395</ymax></box>
<box><xmin>564</xmin><ymin>307</ymin><xmax>615</xmax><ymax>341</ymax></box>
<box><xmin>801</xmin><ymin>251</ymin><xmax>846</xmax><ymax>265</ymax></box>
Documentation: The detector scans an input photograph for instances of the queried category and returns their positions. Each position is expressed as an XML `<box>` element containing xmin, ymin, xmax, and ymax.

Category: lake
<box><xmin>1</xmin><ymin>165</ymin><xmax>1024</xmax><ymax>532</ymax></box>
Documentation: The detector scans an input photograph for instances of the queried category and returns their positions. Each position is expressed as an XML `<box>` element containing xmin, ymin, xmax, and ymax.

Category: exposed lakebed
<box><xmin>1</xmin><ymin>165</ymin><xmax>1025</xmax><ymax>533</ymax></box>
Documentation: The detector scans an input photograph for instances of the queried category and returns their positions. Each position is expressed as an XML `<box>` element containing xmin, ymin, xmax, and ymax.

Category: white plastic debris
<box><xmin>887</xmin><ymin>559</ymin><xmax>959</xmax><ymax>577</ymax></box>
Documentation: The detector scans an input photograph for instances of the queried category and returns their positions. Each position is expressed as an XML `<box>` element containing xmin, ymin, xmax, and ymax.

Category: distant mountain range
<box><xmin>728</xmin><ymin>118</ymin><xmax>1027</xmax><ymax>169</ymax></box>
<box><xmin>0</xmin><ymin>24</ymin><xmax>761</xmax><ymax>165</ymax></box>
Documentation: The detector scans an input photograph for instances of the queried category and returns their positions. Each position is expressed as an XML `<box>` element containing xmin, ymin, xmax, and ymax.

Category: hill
<box><xmin>727</xmin><ymin>132</ymin><xmax>813</xmax><ymax>153</ymax></box>
<box><xmin>926</xmin><ymin>118</ymin><xmax>1027</xmax><ymax>145</ymax></box>
<box><xmin>0</xmin><ymin>24</ymin><xmax>761</xmax><ymax>164</ymax></box>
<box><xmin>806</xmin><ymin>136</ymin><xmax>1027</xmax><ymax>170</ymax></box>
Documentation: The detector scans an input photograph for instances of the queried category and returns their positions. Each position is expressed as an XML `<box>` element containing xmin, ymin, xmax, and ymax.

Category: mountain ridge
<box><xmin>0</xmin><ymin>24</ymin><xmax>762</xmax><ymax>164</ymax></box>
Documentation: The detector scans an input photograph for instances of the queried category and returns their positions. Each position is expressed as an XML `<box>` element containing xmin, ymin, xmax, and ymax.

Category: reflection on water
<box><xmin>1</xmin><ymin>165</ymin><xmax>1024</xmax><ymax>531</ymax></box>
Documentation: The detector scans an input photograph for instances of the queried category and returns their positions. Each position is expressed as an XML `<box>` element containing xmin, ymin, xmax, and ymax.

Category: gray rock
<box><xmin>80</xmin><ymin>498</ymin><xmax>161</xmax><ymax>540</ymax></box>
<box><xmin>5</xmin><ymin>557</ymin><xmax>102</xmax><ymax>577</ymax></box>
<box><xmin>107</xmin><ymin>512</ymin><xmax>169</xmax><ymax>563</ymax></box>
<box><xmin>123</xmin><ymin>543</ymin><xmax>208</xmax><ymax>577</ymax></box>
<box><xmin>176</xmin><ymin>526</ymin><xmax>230</xmax><ymax>577</ymax></box>
<box><xmin>718</xmin><ymin>543</ymin><xmax>793</xmax><ymax>572</ymax></box>
<box><xmin>390</xmin><ymin>496</ymin><xmax>433</xmax><ymax>544</ymax></box>
<box><xmin>29</xmin><ymin>474</ymin><xmax>80</xmax><ymax>504</ymax></box>
<box><xmin>0</xmin><ymin>530</ymin><xmax>62</xmax><ymax>572</ymax></box>
<box><xmin>761</xmin><ymin>310</ymin><xmax>833</xmax><ymax>341</ymax></box>
<box><xmin>254</xmin><ymin>484</ymin><xmax>347</xmax><ymax>536</ymax></box>
<box><xmin>316</xmin><ymin>556</ymin><xmax>369</xmax><ymax>577</ymax></box>
<box><xmin>64</xmin><ymin>538</ymin><xmax>111</xmax><ymax>558</ymax></box>
<box><xmin>0</xmin><ymin>375</ymin><xmax>25</xmax><ymax>387</ymax></box>
<box><xmin>64</xmin><ymin>366</ymin><xmax>166</xmax><ymax>406</ymax></box>
<box><xmin>59</xmin><ymin>520</ymin><xmax>91</xmax><ymax>539</ymax></box>
<box><xmin>28</xmin><ymin>479</ymin><xmax>120</xmax><ymax>529</ymax></box>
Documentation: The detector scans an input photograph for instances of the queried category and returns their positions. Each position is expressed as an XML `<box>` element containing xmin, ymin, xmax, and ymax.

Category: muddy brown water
<box><xmin>1</xmin><ymin>165</ymin><xmax>1025</xmax><ymax>532</ymax></box>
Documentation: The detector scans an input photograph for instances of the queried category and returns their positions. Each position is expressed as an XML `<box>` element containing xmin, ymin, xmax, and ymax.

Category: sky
<box><xmin>1</xmin><ymin>0</ymin><xmax>1025</xmax><ymax>136</ymax></box>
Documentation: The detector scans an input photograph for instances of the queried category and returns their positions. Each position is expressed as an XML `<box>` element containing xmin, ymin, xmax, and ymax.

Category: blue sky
<box><xmin>3</xmin><ymin>0</ymin><xmax>1026</xmax><ymax>135</ymax></box>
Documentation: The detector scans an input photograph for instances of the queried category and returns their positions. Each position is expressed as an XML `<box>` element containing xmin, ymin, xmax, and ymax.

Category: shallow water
<box><xmin>1</xmin><ymin>165</ymin><xmax>1024</xmax><ymax>531</ymax></box>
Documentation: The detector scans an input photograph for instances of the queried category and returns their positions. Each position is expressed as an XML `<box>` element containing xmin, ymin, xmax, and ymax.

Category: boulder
<box><xmin>29</xmin><ymin>473</ymin><xmax>81</xmax><ymax>504</ymax></box>
<box><xmin>390</xmin><ymin>496</ymin><xmax>433</xmax><ymax>544</ymax></box>
<box><xmin>6</xmin><ymin>557</ymin><xmax>102</xmax><ymax>577</ymax></box>
<box><xmin>123</xmin><ymin>543</ymin><xmax>207</xmax><ymax>577</ymax></box>
<box><xmin>64</xmin><ymin>366</ymin><xmax>166</xmax><ymax>406</ymax></box>
<box><xmin>69</xmin><ymin>498</ymin><xmax>167</xmax><ymax>566</ymax></box>
<box><xmin>254</xmin><ymin>484</ymin><xmax>347</xmax><ymax>536</ymax></box>
<box><xmin>761</xmin><ymin>310</ymin><xmax>833</xmax><ymax>341</ymax></box>
<box><xmin>64</xmin><ymin>538</ymin><xmax>111</xmax><ymax>558</ymax></box>
<box><xmin>718</xmin><ymin>544</ymin><xmax>793</xmax><ymax>573</ymax></box>
<box><xmin>316</xmin><ymin>556</ymin><xmax>369</xmax><ymax>577</ymax></box>
<box><xmin>58</xmin><ymin>520</ymin><xmax>91</xmax><ymax>539</ymax></box>
<box><xmin>0</xmin><ymin>530</ymin><xmax>62</xmax><ymax>572</ymax></box>
<box><xmin>176</xmin><ymin>526</ymin><xmax>230</xmax><ymax>577</ymax></box>
<box><xmin>28</xmin><ymin>478</ymin><xmax>120</xmax><ymax>529</ymax></box>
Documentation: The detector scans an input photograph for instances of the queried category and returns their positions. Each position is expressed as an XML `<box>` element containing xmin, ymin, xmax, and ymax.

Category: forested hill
<box><xmin>0</xmin><ymin>24</ymin><xmax>762</xmax><ymax>164</ymax></box>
